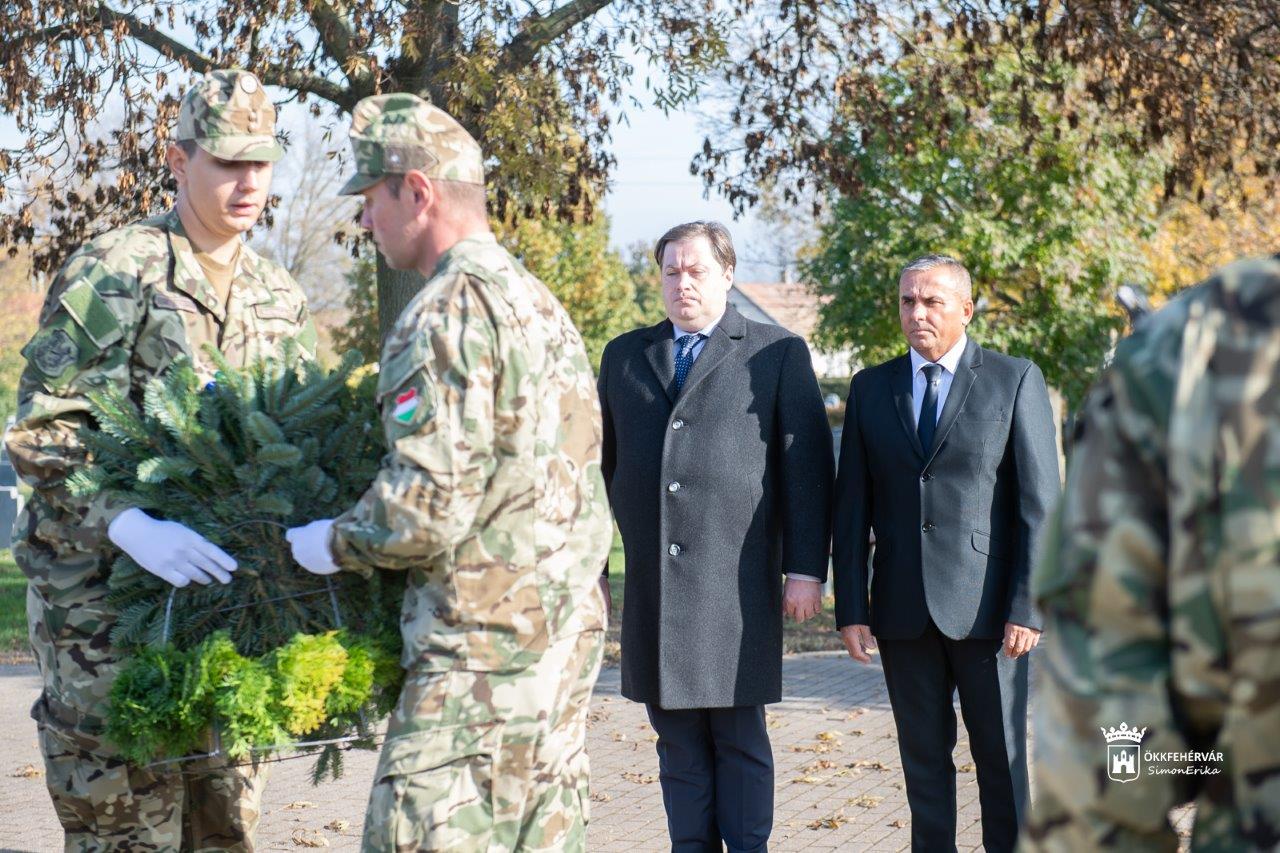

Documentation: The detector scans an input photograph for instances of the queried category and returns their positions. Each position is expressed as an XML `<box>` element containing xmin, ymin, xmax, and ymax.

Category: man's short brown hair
<box><xmin>654</xmin><ymin>221</ymin><xmax>736</xmax><ymax>273</ymax></box>
<box><xmin>385</xmin><ymin>174</ymin><xmax>487</xmax><ymax>219</ymax></box>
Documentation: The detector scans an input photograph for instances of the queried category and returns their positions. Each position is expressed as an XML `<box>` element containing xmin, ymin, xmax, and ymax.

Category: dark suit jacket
<box><xmin>598</xmin><ymin>306</ymin><xmax>834</xmax><ymax>709</ymax></box>
<box><xmin>832</xmin><ymin>338</ymin><xmax>1059</xmax><ymax>640</ymax></box>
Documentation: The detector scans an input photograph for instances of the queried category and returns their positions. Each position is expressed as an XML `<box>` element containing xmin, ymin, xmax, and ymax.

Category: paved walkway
<box><xmin>0</xmin><ymin>654</ymin><xmax>1189</xmax><ymax>852</ymax></box>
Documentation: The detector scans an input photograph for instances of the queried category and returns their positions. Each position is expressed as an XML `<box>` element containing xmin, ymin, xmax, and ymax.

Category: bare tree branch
<box><xmin>307</xmin><ymin>0</ymin><xmax>374</xmax><ymax>95</ymax></box>
<box><xmin>83</xmin><ymin>3</ymin><xmax>355</xmax><ymax>106</ymax></box>
<box><xmin>498</xmin><ymin>0</ymin><xmax>613</xmax><ymax>74</ymax></box>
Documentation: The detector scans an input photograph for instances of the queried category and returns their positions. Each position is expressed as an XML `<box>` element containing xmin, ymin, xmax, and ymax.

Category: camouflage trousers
<box><xmin>363</xmin><ymin>628</ymin><xmax>606</xmax><ymax>852</ymax></box>
<box><xmin>27</xmin><ymin>575</ymin><xmax>269</xmax><ymax>852</ymax></box>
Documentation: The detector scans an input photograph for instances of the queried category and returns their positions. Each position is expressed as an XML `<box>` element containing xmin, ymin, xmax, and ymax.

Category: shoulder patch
<box><xmin>392</xmin><ymin>387</ymin><xmax>420</xmax><ymax>424</ymax></box>
<box><xmin>26</xmin><ymin>327</ymin><xmax>79</xmax><ymax>378</ymax></box>
<box><xmin>59</xmin><ymin>279</ymin><xmax>124</xmax><ymax>349</ymax></box>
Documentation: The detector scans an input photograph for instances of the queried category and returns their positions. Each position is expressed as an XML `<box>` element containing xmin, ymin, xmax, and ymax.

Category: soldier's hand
<box><xmin>840</xmin><ymin>624</ymin><xmax>877</xmax><ymax>664</ymax></box>
<box><xmin>1003</xmin><ymin>622</ymin><xmax>1041</xmax><ymax>658</ymax></box>
<box><xmin>285</xmin><ymin>519</ymin><xmax>340</xmax><ymax>575</ymax></box>
<box><xmin>107</xmin><ymin>508</ymin><xmax>237</xmax><ymax>587</ymax></box>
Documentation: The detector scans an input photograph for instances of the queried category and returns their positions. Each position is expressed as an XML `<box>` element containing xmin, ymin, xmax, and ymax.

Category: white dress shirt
<box><xmin>671</xmin><ymin>313</ymin><xmax>722</xmax><ymax>362</ymax></box>
<box><xmin>909</xmin><ymin>333</ymin><xmax>969</xmax><ymax>428</ymax></box>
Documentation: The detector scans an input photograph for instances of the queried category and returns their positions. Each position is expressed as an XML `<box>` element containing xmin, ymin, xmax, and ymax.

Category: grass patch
<box><xmin>0</xmin><ymin>549</ymin><xmax>30</xmax><ymax>663</ymax></box>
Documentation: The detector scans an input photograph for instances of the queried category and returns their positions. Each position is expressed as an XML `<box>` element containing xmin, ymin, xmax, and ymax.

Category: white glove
<box><xmin>285</xmin><ymin>519</ymin><xmax>340</xmax><ymax>575</ymax></box>
<box><xmin>107</xmin><ymin>508</ymin><xmax>237</xmax><ymax>587</ymax></box>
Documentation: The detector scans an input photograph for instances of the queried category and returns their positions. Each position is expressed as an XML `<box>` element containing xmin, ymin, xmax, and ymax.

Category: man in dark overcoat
<box><xmin>597</xmin><ymin>220</ymin><xmax>834</xmax><ymax>852</ymax></box>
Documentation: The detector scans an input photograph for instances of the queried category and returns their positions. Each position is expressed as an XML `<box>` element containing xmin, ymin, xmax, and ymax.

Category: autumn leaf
<box><xmin>291</xmin><ymin>829</ymin><xmax>329</xmax><ymax>848</ymax></box>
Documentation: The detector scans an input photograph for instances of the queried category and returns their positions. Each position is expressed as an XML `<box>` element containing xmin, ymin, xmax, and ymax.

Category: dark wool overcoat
<box><xmin>598</xmin><ymin>306</ymin><xmax>834</xmax><ymax>709</ymax></box>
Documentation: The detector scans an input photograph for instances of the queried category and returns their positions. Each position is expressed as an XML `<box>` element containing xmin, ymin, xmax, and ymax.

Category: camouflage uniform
<box><xmin>329</xmin><ymin>94</ymin><xmax>612</xmax><ymax>852</ymax></box>
<box><xmin>5</xmin><ymin>70</ymin><xmax>314</xmax><ymax>853</ymax></box>
<box><xmin>1024</xmin><ymin>258</ymin><xmax>1280</xmax><ymax>850</ymax></box>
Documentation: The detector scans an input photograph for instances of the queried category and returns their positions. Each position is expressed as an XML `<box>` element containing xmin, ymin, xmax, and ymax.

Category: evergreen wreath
<box><xmin>68</xmin><ymin>344</ymin><xmax>406</xmax><ymax>778</ymax></box>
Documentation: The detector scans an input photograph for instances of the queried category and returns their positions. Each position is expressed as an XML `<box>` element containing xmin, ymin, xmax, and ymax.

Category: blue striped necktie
<box><xmin>674</xmin><ymin>333</ymin><xmax>703</xmax><ymax>393</ymax></box>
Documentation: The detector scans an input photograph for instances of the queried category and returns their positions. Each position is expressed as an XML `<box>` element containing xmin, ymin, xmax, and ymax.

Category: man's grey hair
<box><xmin>899</xmin><ymin>254</ymin><xmax>972</xmax><ymax>297</ymax></box>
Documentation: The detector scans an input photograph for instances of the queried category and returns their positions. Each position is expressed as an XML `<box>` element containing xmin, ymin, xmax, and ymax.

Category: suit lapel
<box><xmin>924</xmin><ymin>338</ymin><xmax>982</xmax><ymax>467</ymax></box>
<box><xmin>643</xmin><ymin>319</ymin><xmax>677</xmax><ymax>402</ymax></box>
<box><xmin>675</xmin><ymin>307</ymin><xmax>745</xmax><ymax>403</ymax></box>
<box><xmin>891</xmin><ymin>355</ymin><xmax>925</xmax><ymax>459</ymax></box>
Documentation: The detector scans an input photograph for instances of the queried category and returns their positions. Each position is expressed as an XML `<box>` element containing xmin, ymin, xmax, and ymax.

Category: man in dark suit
<box><xmin>598</xmin><ymin>221</ymin><xmax>834</xmax><ymax>852</ymax></box>
<box><xmin>832</xmin><ymin>254</ymin><xmax>1059</xmax><ymax>852</ymax></box>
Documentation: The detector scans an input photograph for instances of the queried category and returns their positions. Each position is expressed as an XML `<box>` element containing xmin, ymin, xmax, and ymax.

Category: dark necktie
<box><xmin>918</xmin><ymin>363</ymin><xmax>942</xmax><ymax>452</ymax></box>
<box><xmin>674</xmin><ymin>333</ymin><xmax>703</xmax><ymax>393</ymax></box>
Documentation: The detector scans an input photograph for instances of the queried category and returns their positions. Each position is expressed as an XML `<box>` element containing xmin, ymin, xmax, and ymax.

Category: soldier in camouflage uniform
<box><xmin>285</xmin><ymin>93</ymin><xmax>612</xmax><ymax>852</ymax></box>
<box><xmin>5</xmin><ymin>70</ymin><xmax>315</xmax><ymax>852</ymax></box>
<box><xmin>1023</xmin><ymin>258</ymin><xmax>1280</xmax><ymax>850</ymax></box>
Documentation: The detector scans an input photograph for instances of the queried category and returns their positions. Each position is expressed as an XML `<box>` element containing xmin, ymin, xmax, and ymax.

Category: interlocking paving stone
<box><xmin>0</xmin><ymin>654</ymin><xmax>1193</xmax><ymax>852</ymax></box>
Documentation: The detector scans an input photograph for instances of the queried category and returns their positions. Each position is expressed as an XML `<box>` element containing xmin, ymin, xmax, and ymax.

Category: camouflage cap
<box><xmin>175</xmin><ymin>70</ymin><xmax>284</xmax><ymax>163</ymax></box>
<box><xmin>338</xmin><ymin>93</ymin><xmax>484</xmax><ymax>195</ymax></box>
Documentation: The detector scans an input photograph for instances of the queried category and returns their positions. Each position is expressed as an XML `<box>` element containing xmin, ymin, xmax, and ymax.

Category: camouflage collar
<box><xmin>1219</xmin><ymin>256</ymin><xmax>1280</xmax><ymax>325</ymax></box>
<box><xmin>431</xmin><ymin>232</ymin><xmax>499</xmax><ymax>278</ymax></box>
<box><xmin>163</xmin><ymin>208</ymin><xmax>257</xmax><ymax>320</ymax></box>
<box><xmin>233</xmin><ymin>245</ymin><xmax>275</xmax><ymax>305</ymax></box>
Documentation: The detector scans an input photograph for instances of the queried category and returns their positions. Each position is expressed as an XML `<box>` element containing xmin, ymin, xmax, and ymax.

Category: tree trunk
<box><xmin>376</xmin><ymin>254</ymin><xmax>426</xmax><ymax>345</ymax></box>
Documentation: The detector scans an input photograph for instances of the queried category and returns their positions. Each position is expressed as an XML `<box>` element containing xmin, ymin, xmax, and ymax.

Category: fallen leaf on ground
<box><xmin>791</xmin><ymin>743</ymin><xmax>835</xmax><ymax>754</ymax></box>
<box><xmin>890</xmin><ymin>819</ymin><xmax>908</xmax><ymax>828</ymax></box>
<box><xmin>621</xmin><ymin>771</ymin><xmax>657</xmax><ymax>784</ymax></box>
<box><xmin>958</xmin><ymin>763</ymin><xmax>976</xmax><ymax>772</ymax></box>
<box><xmin>791</xmin><ymin>775</ymin><xmax>824</xmax><ymax>784</ymax></box>
<box><xmin>801</xmin><ymin>759</ymin><xmax>838</xmax><ymax>772</ymax></box>
<box><xmin>808</xmin><ymin>811</ymin><xmax>847</xmax><ymax>829</ymax></box>
<box><xmin>323</xmin><ymin>820</ymin><xmax>350</xmax><ymax>832</ymax></box>
<box><xmin>591</xmin><ymin>792</ymin><xmax>612</xmax><ymax>803</ymax></box>
<box><xmin>816</xmin><ymin>730</ymin><xmax>842</xmax><ymax>742</ymax></box>
<box><xmin>12</xmin><ymin>764</ymin><xmax>43</xmax><ymax>778</ymax></box>
<box><xmin>849</xmin><ymin>760</ymin><xmax>892</xmax><ymax>771</ymax></box>
<box><xmin>291</xmin><ymin>829</ymin><xmax>328</xmax><ymax>847</ymax></box>
<box><xmin>284</xmin><ymin>801</ymin><xmax>316</xmax><ymax>810</ymax></box>
<box><xmin>848</xmin><ymin>729</ymin><xmax>865</xmax><ymax>736</ymax></box>
<box><xmin>846</xmin><ymin>708</ymin><xmax>867</xmax><ymax>720</ymax></box>
<box><xmin>848</xmin><ymin>794</ymin><xmax>884</xmax><ymax>808</ymax></box>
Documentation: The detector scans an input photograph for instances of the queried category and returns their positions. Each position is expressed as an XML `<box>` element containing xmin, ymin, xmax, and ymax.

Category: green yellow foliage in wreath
<box><xmin>69</xmin><ymin>344</ymin><xmax>405</xmax><ymax>779</ymax></box>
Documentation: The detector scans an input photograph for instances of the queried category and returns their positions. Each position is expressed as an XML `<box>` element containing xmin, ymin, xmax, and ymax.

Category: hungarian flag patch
<box><xmin>393</xmin><ymin>387</ymin><xmax>420</xmax><ymax>424</ymax></box>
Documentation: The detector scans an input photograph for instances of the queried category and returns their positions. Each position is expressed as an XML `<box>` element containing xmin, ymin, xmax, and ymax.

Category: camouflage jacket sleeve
<box><xmin>1023</xmin><ymin>312</ymin><xmax>1195</xmax><ymax>850</ymax></box>
<box><xmin>329</xmin><ymin>272</ymin><xmax>498</xmax><ymax>571</ymax></box>
<box><xmin>4</xmin><ymin>248</ymin><xmax>145</xmax><ymax>537</ymax></box>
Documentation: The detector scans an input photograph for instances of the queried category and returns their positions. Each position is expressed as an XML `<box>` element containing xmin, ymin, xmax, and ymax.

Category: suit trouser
<box><xmin>877</xmin><ymin>618</ymin><xmax>1030</xmax><ymax>853</ymax></box>
<box><xmin>645</xmin><ymin>704</ymin><xmax>774</xmax><ymax>853</ymax></box>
